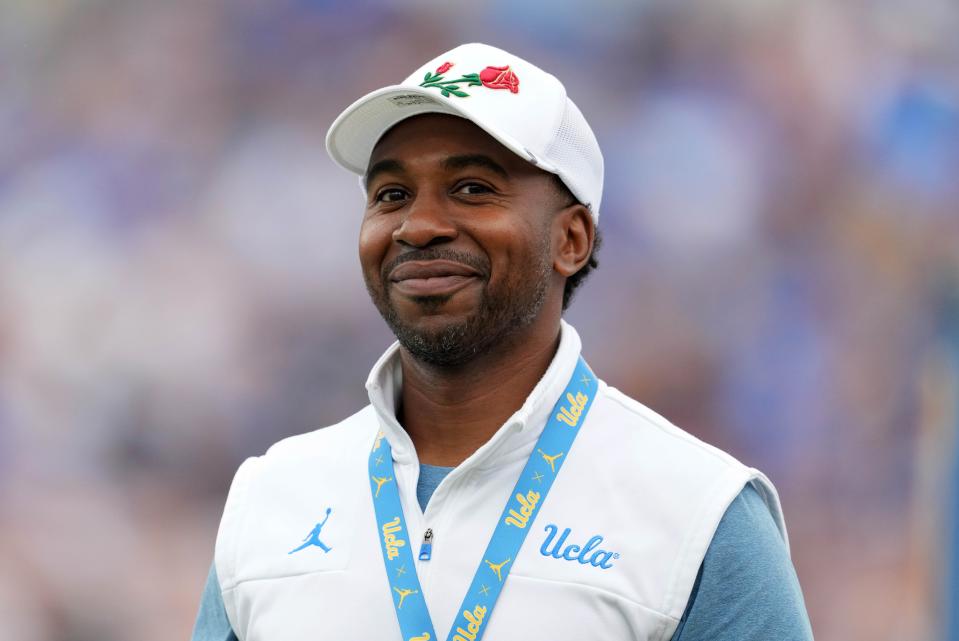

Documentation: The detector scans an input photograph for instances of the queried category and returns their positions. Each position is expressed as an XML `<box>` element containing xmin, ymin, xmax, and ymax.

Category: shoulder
<box><xmin>705</xmin><ymin>483</ymin><xmax>791</xmax><ymax>572</ymax></box>
<box><xmin>591</xmin><ymin>382</ymin><xmax>787</xmax><ymax>542</ymax></box>
<box><xmin>256</xmin><ymin>405</ymin><xmax>378</xmax><ymax>465</ymax></box>
<box><xmin>227</xmin><ymin>405</ymin><xmax>378</xmax><ymax>490</ymax></box>
<box><xmin>715</xmin><ymin>483</ymin><xmax>785</xmax><ymax>546</ymax></box>
<box><xmin>571</xmin><ymin>380</ymin><xmax>789</xmax><ymax>624</ymax></box>
<box><xmin>590</xmin><ymin>382</ymin><xmax>760</xmax><ymax>485</ymax></box>
<box><xmin>223</xmin><ymin>405</ymin><xmax>378</xmax><ymax>488</ymax></box>
<box><xmin>670</xmin><ymin>485</ymin><xmax>813</xmax><ymax>640</ymax></box>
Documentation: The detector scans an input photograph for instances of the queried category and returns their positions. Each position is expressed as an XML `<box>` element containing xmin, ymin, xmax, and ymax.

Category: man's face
<box><xmin>359</xmin><ymin>114</ymin><xmax>567</xmax><ymax>366</ymax></box>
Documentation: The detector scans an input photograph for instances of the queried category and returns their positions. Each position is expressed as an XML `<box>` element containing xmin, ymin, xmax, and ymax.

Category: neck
<box><xmin>398</xmin><ymin>318</ymin><xmax>562</xmax><ymax>467</ymax></box>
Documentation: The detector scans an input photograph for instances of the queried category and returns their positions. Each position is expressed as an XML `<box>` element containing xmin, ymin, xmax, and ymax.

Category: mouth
<box><xmin>388</xmin><ymin>260</ymin><xmax>483</xmax><ymax>298</ymax></box>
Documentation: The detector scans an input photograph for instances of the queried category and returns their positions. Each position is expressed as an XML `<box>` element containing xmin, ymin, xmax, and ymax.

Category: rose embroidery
<box><xmin>479</xmin><ymin>65</ymin><xmax>519</xmax><ymax>93</ymax></box>
<box><xmin>418</xmin><ymin>62</ymin><xmax>520</xmax><ymax>98</ymax></box>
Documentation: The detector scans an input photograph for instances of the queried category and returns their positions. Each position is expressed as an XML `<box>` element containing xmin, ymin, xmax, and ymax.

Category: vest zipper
<box><xmin>418</xmin><ymin>528</ymin><xmax>433</xmax><ymax>561</ymax></box>
<box><xmin>415</xmin><ymin>466</ymin><xmax>468</xmax><ymax>599</ymax></box>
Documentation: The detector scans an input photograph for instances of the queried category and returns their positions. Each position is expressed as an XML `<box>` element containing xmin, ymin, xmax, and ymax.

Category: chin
<box><xmin>391</xmin><ymin>318</ymin><xmax>484</xmax><ymax>367</ymax></box>
<box><xmin>390</xmin><ymin>285</ymin><xmax>483</xmax><ymax>320</ymax></box>
<box><xmin>369</xmin><ymin>272</ymin><xmax>550</xmax><ymax>367</ymax></box>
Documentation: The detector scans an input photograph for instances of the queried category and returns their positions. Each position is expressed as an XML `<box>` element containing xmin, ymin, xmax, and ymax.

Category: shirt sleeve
<box><xmin>190</xmin><ymin>562</ymin><xmax>239</xmax><ymax>641</ymax></box>
<box><xmin>669</xmin><ymin>484</ymin><xmax>814</xmax><ymax>641</ymax></box>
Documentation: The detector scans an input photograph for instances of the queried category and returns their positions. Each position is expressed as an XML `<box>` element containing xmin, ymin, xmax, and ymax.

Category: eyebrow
<box><xmin>364</xmin><ymin>159</ymin><xmax>405</xmax><ymax>189</ymax></box>
<box><xmin>441</xmin><ymin>154</ymin><xmax>509</xmax><ymax>179</ymax></box>
<box><xmin>364</xmin><ymin>153</ymin><xmax>511</xmax><ymax>189</ymax></box>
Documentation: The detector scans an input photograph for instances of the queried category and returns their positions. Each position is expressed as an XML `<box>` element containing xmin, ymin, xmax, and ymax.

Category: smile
<box><xmin>389</xmin><ymin>260</ymin><xmax>483</xmax><ymax>297</ymax></box>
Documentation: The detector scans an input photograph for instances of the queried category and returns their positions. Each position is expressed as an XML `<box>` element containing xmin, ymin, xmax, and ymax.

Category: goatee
<box><xmin>366</xmin><ymin>247</ymin><xmax>551</xmax><ymax>367</ymax></box>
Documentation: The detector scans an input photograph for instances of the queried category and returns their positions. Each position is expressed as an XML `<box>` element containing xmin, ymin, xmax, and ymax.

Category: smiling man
<box><xmin>192</xmin><ymin>43</ymin><xmax>813</xmax><ymax>641</ymax></box>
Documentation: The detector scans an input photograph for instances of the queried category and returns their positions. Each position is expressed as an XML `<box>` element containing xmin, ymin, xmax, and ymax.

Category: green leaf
<box><xmin>423</xmin><ymin>72</ymin><xmax>432</xmax><ymax>82</ymax></box>
<box><xmin>440</xmin><ymin>89</ymin><xmax>450</xmax><ymax>97</ymax></box>
<box><xmin>447</xmin><ymin>88</ymin><xmax>468</xmax><ymax>97</ymax></box>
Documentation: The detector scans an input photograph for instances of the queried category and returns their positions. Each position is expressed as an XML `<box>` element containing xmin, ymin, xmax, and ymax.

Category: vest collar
<box><xmin>365</xmin><ymin>319</ymin><xmax>583</xmax><ymax>470</ymax></box>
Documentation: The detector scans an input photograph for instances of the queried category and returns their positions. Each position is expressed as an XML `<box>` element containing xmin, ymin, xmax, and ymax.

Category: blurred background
<box><xmin>1</xmin><ymin>0</ymin><xmax>958</xmax><ymax>639</ymax></box>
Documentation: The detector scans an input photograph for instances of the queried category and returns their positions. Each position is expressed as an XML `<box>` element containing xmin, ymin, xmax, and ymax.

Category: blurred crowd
<box><xmin>1</xmin><ymin>0</ymin><xmax>957</xmax><ymax>639</ymax></box>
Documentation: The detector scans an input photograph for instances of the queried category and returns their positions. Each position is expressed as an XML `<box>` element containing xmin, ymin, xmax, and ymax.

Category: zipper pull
<box><xmin>418</xmin><ymin>528</ymin><xmax>433</xmax><ymax>561</ymax></box>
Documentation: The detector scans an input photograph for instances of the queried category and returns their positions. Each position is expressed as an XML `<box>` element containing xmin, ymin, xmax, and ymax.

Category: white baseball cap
<box><xmin>325</xmin><ymin>42</ymin><xmax>605</xmax><ymax>222</ymax></box>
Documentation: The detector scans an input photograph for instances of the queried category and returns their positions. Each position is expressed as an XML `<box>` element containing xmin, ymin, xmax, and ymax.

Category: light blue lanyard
<box><xmin>368</xmin><ymin>356</ymin><xmax>597</xmax><ymax>641</ymax></box>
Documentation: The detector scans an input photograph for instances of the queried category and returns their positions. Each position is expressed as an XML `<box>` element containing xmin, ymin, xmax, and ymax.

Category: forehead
<box><xmin>367</xmin><ymin>114</ymin><xmax>541</xmax><ymax>177</ymax></box>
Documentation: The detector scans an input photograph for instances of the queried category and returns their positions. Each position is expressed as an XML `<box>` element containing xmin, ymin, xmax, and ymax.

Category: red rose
<box><xmin>479</xmin><ymin>65</ymin><xmax>519</xmax><ymax>93</ymax></box>
<box><xmin>435</xmin><ymin>61</ymin><xmax>453</xmax><ymax>75</ymax></box>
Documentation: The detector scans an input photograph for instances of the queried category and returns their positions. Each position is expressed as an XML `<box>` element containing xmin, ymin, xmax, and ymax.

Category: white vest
<box><xmin>214</xmin><ymin>321</ymin><xmax>787</xmax><ymax>641</ymax></box>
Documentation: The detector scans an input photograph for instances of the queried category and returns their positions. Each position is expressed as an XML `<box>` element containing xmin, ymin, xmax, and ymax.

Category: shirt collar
<box><xmin>365</xmin><ymin>319</ymin><xmax>584</xmax><ymax>469</ymax></box>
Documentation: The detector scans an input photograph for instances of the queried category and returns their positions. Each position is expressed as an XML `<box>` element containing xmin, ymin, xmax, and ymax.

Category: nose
<box><xmin>392</xmin><ymin>191</ymin><xmax>458</xmax><ymax>248</ymax></box>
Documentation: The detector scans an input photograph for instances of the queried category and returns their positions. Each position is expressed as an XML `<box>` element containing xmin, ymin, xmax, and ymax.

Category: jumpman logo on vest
<box><xmin>288</xmin><ymin>507</ymin><xmax>333</xmax><ymax>554</ymax></box>
<box><xmin>393</xmin><ymin>586</ymin><xmax>418</xmax><ymax>609</ymax></box>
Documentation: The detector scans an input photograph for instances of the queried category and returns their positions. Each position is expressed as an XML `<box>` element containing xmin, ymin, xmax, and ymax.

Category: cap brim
<box><xmin>325</xmin><ymin>85</ymin><xmax>555</xmax><ymax>178</ymax></box>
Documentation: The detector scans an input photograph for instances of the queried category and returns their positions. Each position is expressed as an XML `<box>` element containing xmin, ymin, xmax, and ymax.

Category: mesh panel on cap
<box><xmin>541</xmin><ymin>98</ymin><xmax>604</xmax><ymax>218</ymax></box>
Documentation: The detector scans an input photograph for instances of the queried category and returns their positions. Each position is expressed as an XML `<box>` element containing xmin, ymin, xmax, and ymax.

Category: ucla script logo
<box><xmin>556</xmin><ymin>391</ymin><xmax>589</xmax><ymax>427</ymax></box>
<box><xmin>540</xmin><ymin>524</ymin><xmax>620</xmax><ymax>569</ymax></box>
<box><xmin>451</xmin><ymin>604</ymin><xmax>487</xmax><ymax>641</ymax></box>
<box><xmin>382</xmin><ymin>515</ymin><xmax>407</xmax><ymax>560</ymax></box>
<box><xmin>503</xmin><ymin>490</ymin><xmax>540</xmax><ymax>528</ymax></box>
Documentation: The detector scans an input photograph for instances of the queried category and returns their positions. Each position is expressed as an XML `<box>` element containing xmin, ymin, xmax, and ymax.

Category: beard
<box><xmin>365</xmin><ymin>245</ymin><xmax>552</xmax><ymax>367</ymax></box>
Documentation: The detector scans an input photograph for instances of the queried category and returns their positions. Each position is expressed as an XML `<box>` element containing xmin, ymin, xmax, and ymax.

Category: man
<box><xmin>192</xmin><ymin>43</ymin><xmax>813</xmax><ymax>640</ymax></box>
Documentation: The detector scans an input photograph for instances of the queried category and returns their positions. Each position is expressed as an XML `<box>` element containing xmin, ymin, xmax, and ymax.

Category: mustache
<box><xmin>381</xmin><ymin>248</ymin><xmax>490</xmax><ymax>282</ymax></box>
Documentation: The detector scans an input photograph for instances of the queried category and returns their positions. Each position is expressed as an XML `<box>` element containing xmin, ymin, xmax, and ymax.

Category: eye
<box><xmin>374</xmin><ymin>187</ymin><xmax>409</xmax><ymax>203</ymax></box>
<box><xmin>453</xmin><ymin>182</ymin><xmax>494</xmax><ymax>196</ymax></box>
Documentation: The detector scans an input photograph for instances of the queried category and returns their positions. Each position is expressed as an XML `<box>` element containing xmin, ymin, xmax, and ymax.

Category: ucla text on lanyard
<box><xmin>368</xmin><ymin>357</ymin><xmax>598</xmax><ymax>641</ymax></box>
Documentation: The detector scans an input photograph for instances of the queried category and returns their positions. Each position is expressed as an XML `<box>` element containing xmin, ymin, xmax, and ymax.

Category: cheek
<box><xmin>358</xmin><ymin>217</ymin><xmax>393</xmax><ymax>278</ymax></box>
<box><xmin>485</xmin><ymin>226</ymin><xmax>548</xmax><ymax>286</ymax></box>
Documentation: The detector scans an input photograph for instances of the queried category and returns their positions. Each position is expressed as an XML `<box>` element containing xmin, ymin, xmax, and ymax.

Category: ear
<box><xmin>552</xmin><ymin>204</ymin><xmax>594</xmax><ymax>277</ymax></box>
